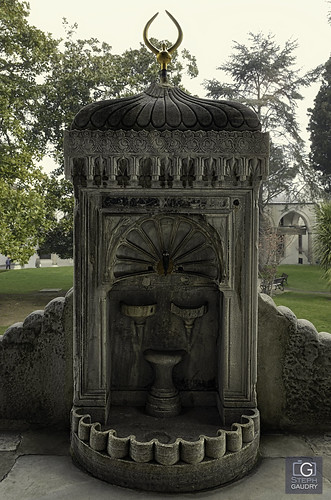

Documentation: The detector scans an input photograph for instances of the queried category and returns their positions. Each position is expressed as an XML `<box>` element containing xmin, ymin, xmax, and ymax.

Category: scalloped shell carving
<box><xmin>114</xmin><ymin>216</ymin><xmax>221</xmax><ymax>280</ymax></box>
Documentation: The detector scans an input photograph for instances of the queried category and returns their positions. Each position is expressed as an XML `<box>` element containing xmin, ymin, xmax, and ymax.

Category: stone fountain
<box><xmin>65</xmin><ymin>11</ymin><xmax>269</xmax><ymax>493</ymax></box>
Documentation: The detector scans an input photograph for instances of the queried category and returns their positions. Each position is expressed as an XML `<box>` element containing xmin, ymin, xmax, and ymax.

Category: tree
<box><xmin>106</xmin><ymin>43</ymin><xmax>198</xmax><ymax>98</ymax></box>
<box><xmin>36</xmin><ymin>21</ymin><xmax>198</xmax><ymax>164</ymax></box>
<box><xmin>307</xmin><ymin>57</ymin><xmax>331</xmax><ymax>192</ymax></box>
<box><xmin>38</xmin><ymin>217</ymin><xmax>73</xmax><ymax>260</ymax></box>
<box><xmin>314</xmin><ymin>202</ymin><xmax>331</xmax><ymax>288</ymax></box>
<box><xmin>0</xmin><ymin>0</ymin><xmax>58</xmax><ymax>263</ymax></box>
<box><xmin>203</xmin><ymin>32</ymin><xmax>320</xmax><ymax>208</ymax></box>
<box><xmin>36</xmin><ymin>23</ymin><xmax>198</xmax><ymax>257</ymax></box>
<box><xmin>0</xmin><ymin>161</ymin><xmax>51</xmax><ymax>265</ymax></box>
<box><xmin>1</xmin><ymin>5</ymin><xmax>198</xmax><ymax>262</ymax></box>
<box><xmin>258</xmin><ymin>216</ymin><xmax>284</xmax><ymax>295</ymax></box>
<box><xmin>0</xmin><ymin>1</ymin><xmax>58</xmax><ymax>153</ymax></box>
<box><xmin>37</xmin><ymin>174</ymin><xmax>74</xmax><ymax>259</ymax></box>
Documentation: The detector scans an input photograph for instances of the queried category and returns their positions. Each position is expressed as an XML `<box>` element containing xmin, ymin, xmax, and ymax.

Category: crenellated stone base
<box><xmin>71</xmin><ymin>407</ymin><xmax>260</xmax><ymax>492</ymax></box>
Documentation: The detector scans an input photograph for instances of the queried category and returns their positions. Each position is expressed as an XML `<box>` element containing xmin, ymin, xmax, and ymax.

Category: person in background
<box><xmin>5</xmin><ymin>256</ymin><xmax>11</xmax><ymax>270</ymax></box>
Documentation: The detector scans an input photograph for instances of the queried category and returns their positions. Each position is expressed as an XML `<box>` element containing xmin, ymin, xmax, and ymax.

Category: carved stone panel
<box><xmin>64</xmin><ymin>129</ymin><xmax>269</xmax><ymax>188</ymax></box>
<box><xmin>108</xmin><ymin>277</ymin><xmax>220</xmax><ymax>401</ymax></box>
<box><xmin>113</xmin><ymin>215</ymin><xmax>221</xmax><ymax>281</ymax></box>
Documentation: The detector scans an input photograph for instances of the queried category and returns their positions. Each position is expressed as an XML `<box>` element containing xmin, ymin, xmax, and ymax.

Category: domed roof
<box><xmin>71</xmin><ymin>82</ymin><xmax>261</xmax><ymax>132</ymax></box>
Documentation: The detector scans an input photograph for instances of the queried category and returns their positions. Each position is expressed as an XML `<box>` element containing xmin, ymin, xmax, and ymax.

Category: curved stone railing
<box><xmin>258</xmin><ymin>293</ymin><xmax>331</xmax><ymax>430</ymax></box>
<box><xmin>71</xmin><ymin>407</ymin><xmax>259</xmax><ymax>466</ymax></box>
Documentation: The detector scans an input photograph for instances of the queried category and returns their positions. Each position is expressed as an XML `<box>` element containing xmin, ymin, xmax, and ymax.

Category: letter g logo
<box><xmin>300</xmin><ymin>462</ymin><xmax>315</xmax><ymax>477</ymax></box>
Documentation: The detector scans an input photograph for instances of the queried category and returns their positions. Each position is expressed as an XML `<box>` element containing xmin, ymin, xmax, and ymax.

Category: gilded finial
<box><xmin>143</xmin><ymin>10</ymin><xmax>183</xmax><ymax>83</ymax></box>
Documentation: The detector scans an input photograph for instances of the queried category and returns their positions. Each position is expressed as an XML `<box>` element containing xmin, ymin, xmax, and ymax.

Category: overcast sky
<box><xmin>27</xmin><ymin>0</ymin><xmax>330</xmax><ymax>145</ymax></box>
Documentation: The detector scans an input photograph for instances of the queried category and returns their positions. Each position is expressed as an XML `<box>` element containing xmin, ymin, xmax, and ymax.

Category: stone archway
<box><xmin>266</xmin><ymin>202</ymin><xmax>317</xmax><ymax>265</ymax></box>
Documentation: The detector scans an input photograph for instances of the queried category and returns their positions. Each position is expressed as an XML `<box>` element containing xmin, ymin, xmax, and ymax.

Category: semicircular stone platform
<box><xmin>71</xmin><ymin>407</ymin><xmax>260</xmax><ymax>492</ymax></box>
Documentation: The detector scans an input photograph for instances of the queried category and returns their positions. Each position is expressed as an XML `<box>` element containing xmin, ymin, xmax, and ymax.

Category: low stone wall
<box><xmin>0</xmin><ymin>290</ymin><xmax>73</xmax><ymax>428</ymax></box>
<box><xmin>0</xmin><ymin>290</ymin><xmax>330</xmax><ymax>431</ymax></box>
<box><xmin>258</xmin><ymin>293</ymin><xmax>331</xmax><ymax>431</ymax></box>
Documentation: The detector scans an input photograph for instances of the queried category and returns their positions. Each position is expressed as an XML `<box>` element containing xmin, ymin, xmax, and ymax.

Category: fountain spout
<box><xmin>144</xmin><ymin>349</ymin><xmax>186</xmax><ymax>417</ymax></box>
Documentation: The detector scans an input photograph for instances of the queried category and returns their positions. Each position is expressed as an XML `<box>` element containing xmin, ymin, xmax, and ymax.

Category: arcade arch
<box><xmin>265</xmin><ymin>203</ymin><xmax>317</xmax><ymax>265</ymax></box>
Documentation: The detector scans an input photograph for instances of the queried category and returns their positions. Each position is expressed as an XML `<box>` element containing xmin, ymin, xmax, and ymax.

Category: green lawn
<box><xmin>276</xmin><ymin>264</ymin><xmax>329</xmax><ymax>292</ymax></box>
<box><xmin>0</xmin><ymin>266</ymin><xmax>73</xmax><ymax>294</ymax></box>
<box><xmin>0</xmin><ymin>265</ymin><xmax>330</xmax><ymax>335</ymax></box>
<box><xmin>0</xmin><ymin>267</ymin><xmax>74</xmax><ymax>335</ymax></box>
<box><xmin>273</xmin><ymin>265</ymin><xmax>331</xmax><ymax>332</ymax></box>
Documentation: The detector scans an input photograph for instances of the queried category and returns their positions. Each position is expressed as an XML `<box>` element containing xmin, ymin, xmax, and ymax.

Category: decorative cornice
<box><xmin>64</xmin><ymin>129</ymin><xmax>269</xmax><ymax>157</ymax></box>
<box><xmin>64</xmin><ymin>129</ymin><xmax>269</xmax><ymax>187</ymax></box>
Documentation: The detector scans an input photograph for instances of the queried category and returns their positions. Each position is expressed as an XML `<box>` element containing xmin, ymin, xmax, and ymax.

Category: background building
<box><xmin>266</xmin><ymin>202</ymin><xmax>317</xmax><ymax>265</ymax></box>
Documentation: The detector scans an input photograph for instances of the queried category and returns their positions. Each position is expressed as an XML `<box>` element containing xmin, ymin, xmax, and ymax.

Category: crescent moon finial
<box><xmin>143</xmin><ymin>12</ymin><xmax>160</xmax><ymax>56</ymax></box>
<box><xmin>165</xmin><ymin>11</ymin><xmax>183</xmax><ymax>54</ymax></box>
<box><xmin>143</xmin><ymin>11</ymin><xmax>183</xmax><ymax>82</ymax></box>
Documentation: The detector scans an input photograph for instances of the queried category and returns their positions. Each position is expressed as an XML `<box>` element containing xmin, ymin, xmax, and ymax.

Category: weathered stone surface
<box><xmin>0</xmin><ymin>452</ymin><xmax>17</xmax><ymax>482</ymax></box>
<box><xmin>0</xmin><ymin>420</ymin><xmax>30</xmax><ymax>432</ymax></box>
<box><xmin>2</xmin><ymin>323</ymin><xmax>25</xmax><ymax>344</ymax></box>
<box><xmin>71</xmin><ymin>82</ymin><xmax>261</xmax><ymax>133</ymax></box>
<box><xmin>284</xmin><ymin>317</ymin><xmax>331</xmax><ymax>427</ymax></box>
<box><xmin>0</xmin><ymin>290</ymin><xmax>330</xmax><ymax>433</ymax></box>
<box><xmin>0</xmin><ymin>433</ymin><xmax>21</xmax><ymax>452</ymax></box>
<box><xmin>66</xmin><ymin>100</ymin><xmax>267</xmax><ymax>490</ymax></box>
<box><xmin>305</xmin><ymin>433</ymin><xmax>331</xmax><ymax>455</ymax></box>
<box><xmin>19</xmin><ymin>429</ymin><xmax>70</xmax><ymax>456</ymax></box>
<box><xmin>2</xmin><ymin>312</ymin><xmax>44</xmax><ymax>345</ymax></box>
<box><xmin>1</xmin><ymin>430</ymin><xmax>331</xmax><ymax>499</ymax></box>
<box><xmin>0</xmin><ymin>290</ymin><xmax>73</xmax><ymax>428</ymax></box>
<box><xmin>260</xmin><ymin>433</ymin><xmax>314</xmax><ymax>458</ymax></box>
<box><xmin>43</xmin><ymin>297</ymin><xmax>65</xmax><ymax>334</ymax></box>
<box><xmin>23</xmin><ymin>310</ymin><xmax>44</xmax><ymax>336</ymax></box>
<box><xmin>71</xmin><ymin>428</ymin><xmax>260</xmax><ymax>492</ymax></box>
<box><xmin>64</xmin><ymin>129</ymin><xmax>269</xmax><ymax>189</ymax></box>
<box><xmin>257</xmin><ymin>294</ymin><xmax>291</xmax><ymax>429</ymax></box>
<box><xmin>257</xmin><ymin>293</ymin><xmax>331</xmax><ymax>431</ymax></box>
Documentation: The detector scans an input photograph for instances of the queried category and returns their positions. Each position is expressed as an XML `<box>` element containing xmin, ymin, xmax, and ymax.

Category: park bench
<box><xmin>259</xmin><ymin>273</ymin><xmax>289</xmax><ymax>293</ymax></box>
<box><xmin>273</xmin><ymin>276</ymin><xmax>287</xmax><ymax>291</ymax></box>
<box><xmin>280</xmin><ymin>272</ymin><xmax>288</xmax><ymax>285</ymax></box>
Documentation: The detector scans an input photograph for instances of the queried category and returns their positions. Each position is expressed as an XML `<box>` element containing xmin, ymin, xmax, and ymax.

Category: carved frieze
<box><xmin>102</xmin><ymin>196</ymin><xmax>230</xmax><ymax>211</ymax></box>
<box><xmin>64</xmin><ymin>129</ymin><xmax>269</xmax><ymax>157</ymax></box>
<box><xmin>64</xmin><ymin>129</ymin><xmax>269</xmax><ymax>187</ymax></box>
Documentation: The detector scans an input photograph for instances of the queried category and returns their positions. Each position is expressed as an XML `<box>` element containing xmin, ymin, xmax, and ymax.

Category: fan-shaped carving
<box><xmin>114</xmin><ymin>216</ymin><xmax>220</xmax><ymax>280</ymax></box>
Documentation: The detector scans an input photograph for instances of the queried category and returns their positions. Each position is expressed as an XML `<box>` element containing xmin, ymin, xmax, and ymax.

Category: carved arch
<box><xmin>105</xmin><ymin>215</ymin><xmax>223</xmax><ymax>282</ymax></box>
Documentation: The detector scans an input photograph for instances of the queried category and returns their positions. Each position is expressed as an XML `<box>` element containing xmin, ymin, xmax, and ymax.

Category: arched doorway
<box><xmin>277</xmin><ymin>210</ymin><xmax>312</xmax><ymax>264</ymax></box>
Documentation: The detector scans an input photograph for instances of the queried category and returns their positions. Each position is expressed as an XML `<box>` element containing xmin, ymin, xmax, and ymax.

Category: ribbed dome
<box><xmin>71</xmin><ymin>82</ymin><xmax>261</xmax><ymax>132</ymax></box>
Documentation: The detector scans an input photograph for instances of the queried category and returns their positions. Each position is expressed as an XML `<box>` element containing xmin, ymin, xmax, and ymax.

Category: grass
<box><xmin>273</xmin><ymin>265</ymin><xmax>331</xmax><ymax>332</ymax></box>
<box><xmin>275</xmin><ymin>264</ymin><xmax>329</xmax><ymax>292</ymax></box>
<box><xmin>0</xmin><ymin>266</ymin><xmax>73</xmax><ymax>294</ymax></box>
<box><xmin>273</xmin><ymin>293</ymin><xmax>331</xmax><ymax>332</ymax></box>
<box><xmin>0</xmin><ymin>267</ymin><xmax>73</xmax><ymax>335</ymax></box>
<box><xmin>0</xmin><ymin>264</ymin><xmax>330</xmax><ymax>335</ymax></box>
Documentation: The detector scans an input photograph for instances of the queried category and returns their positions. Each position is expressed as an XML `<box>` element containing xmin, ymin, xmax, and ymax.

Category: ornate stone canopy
<box><xmin>71</xmin><ymin>82</ymin><xmax>261</xmax><ymax>133</ymax></box>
